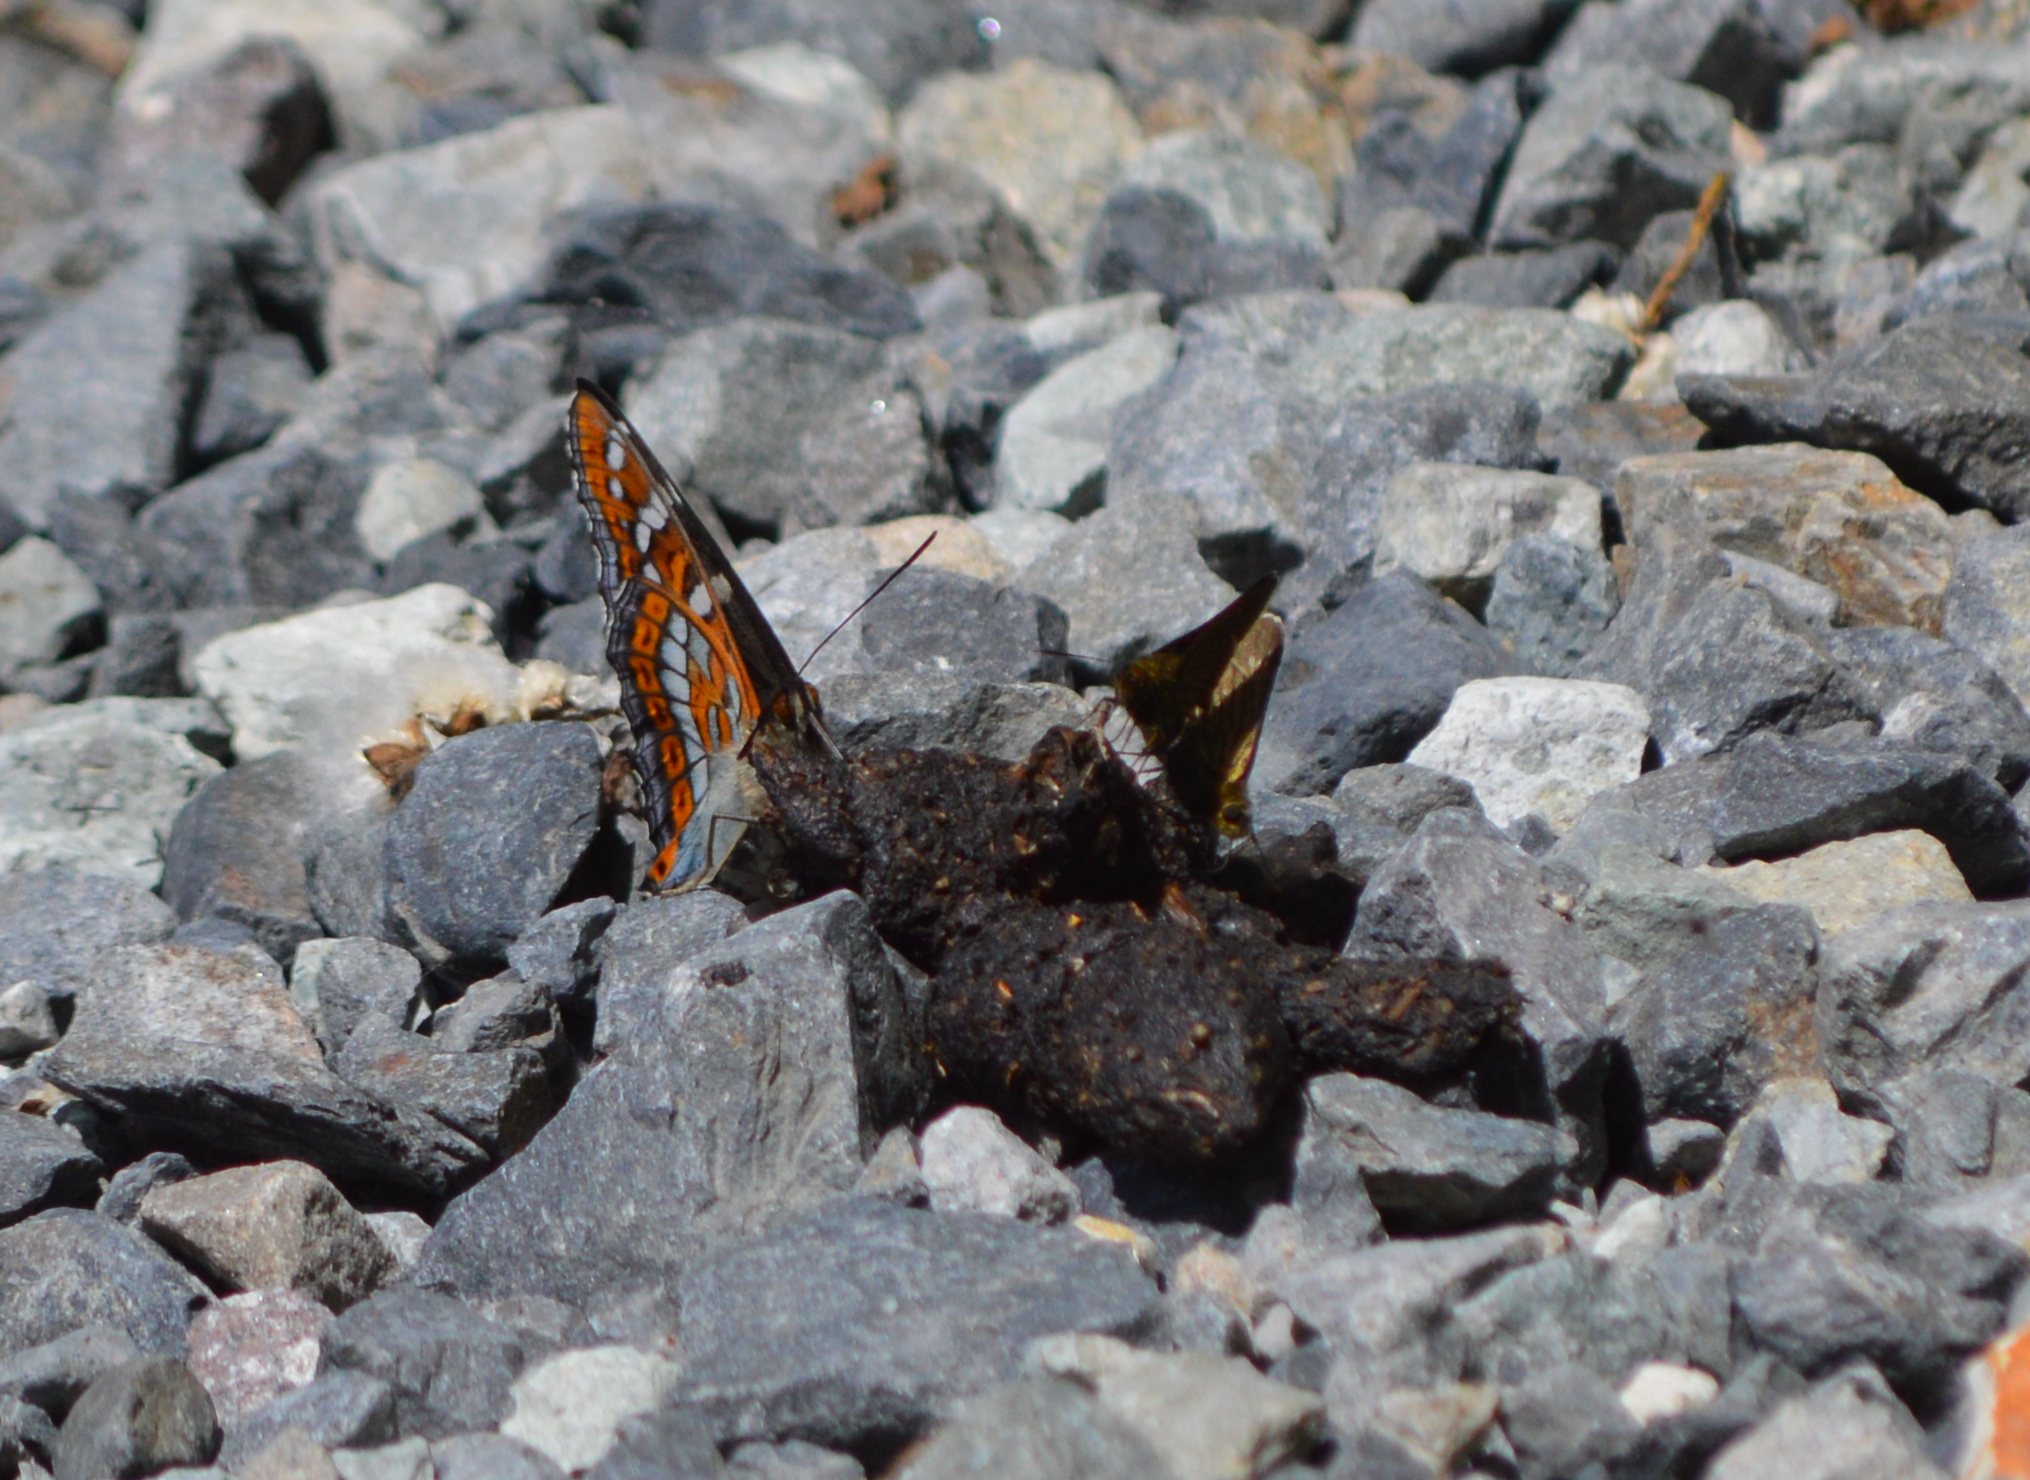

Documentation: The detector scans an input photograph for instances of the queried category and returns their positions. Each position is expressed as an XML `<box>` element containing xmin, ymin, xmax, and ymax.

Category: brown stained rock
<box><xmin>752</xmin><ymin>725</ymin><xmax>1523</xmax><ymax>1166</ymax></box>
<box><xmin>138</xmin><ymin>1162</ymin><xmax>395</xmax><ymax>1311</ymax></box>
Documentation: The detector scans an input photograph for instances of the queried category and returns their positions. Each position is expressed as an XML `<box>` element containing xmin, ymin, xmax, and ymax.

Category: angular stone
<box><xmin>1373</xmin><ymin>463</ymin><xmax>1603</xmax><ymax>609</ymax></box>
<box><xmin>42</xmin><ymin>943</ymin><xmax>484</xmax><ymax>1195</ymax></box>
<box><xmin>671</xmin><ymin>1198</ymin><xmax>1158</xmax><ymax>1449</ymax></box>
<box><xmin>184</xmin><ymin>1288</ymin><xmax>328</xmax><ymax>1430</ymax></box>
<box><xmin>0</xmin><ymin>537</ymin><xmax>100</xmax><ymax>687</ymax></box>
<box><xmin>138</xmin><ymin>1162</ymin><xmax>395</xmax><ymax>1311</ymax></box>
<box><xmin>1351</xmin><ymin>0</ymin><xmax>1571</xmax><ymax>77</ymax></box>
<box><xmin>1826</xmin><ymin>624</ymin><xmax>2030</xmax><ymax>790</ymax></box>
<box><xmin>160</xmin><ymin>751</ymin><xmax>323</xmax><ymax>966</ymax></box>
<box><xmin>893</xmin><ymin>1375</ymin><xmax>1168</xmax><ymax>1480</ymax></box>
<box><xmin>330</xmin><ymin>1014</ymin><xmax>553</xmax><ymax>1159</ymax></box>
<box><xmin>381</xmin><ymin>722</ymin><xmax>603</xmax><ymax>968</ymax></box>
<box><xmin>51</xmin><ymin>1357</ymin><xmax>218</xmax><ymax>1480</ymax></box>
<box><xmin>0</xmin><ymin>1210</ymin><xmax>208</xmax><ymax>1360</ymax></box>
<box><xmin>1946</xmin><ymin>522</ymin><xmax>2030</xmax><ymax>713</ymax></box>
<box><xmin>1299</xmin><ymin>1075</ymin><xmax>1579</xmax><ymax>1233</ymax></box>
<box><xmin>289</xmin><ymin>938</ymin><xmax>423</xmax><ymax>1054</ymax></box>
<box><xmin>993</xmin><ymin>324</ymin><xmax>1177</xmax><ymax>515</ymax></box>
<box><xmin>1406</xmin><ymin>678</ymin><xmax>1650</xmax><ymax>832</ymax></box>
<box><xmin>920</xmin><ymin>1107</ymin><xmax>1077</xmax><ymax>1224</ymax></box>
<box><xmin>1484</xmin><ymin>532</ymin><xmax>1621</xmax><ymax>679</ymax></box>
<box><xmin>318</xmin><ymin>1288</ymin><xmax>524</xmax><ymax>1441</ymax></box>
<box><xmin>0</xmin><ymin>1112</ymin><xmax>101</xmax><ymax>1223</ymax></box>
<box><xmin>415</xmin><ymin>893</ymin><xmax>929</xmax><ymax>1304</ymax></box>
<box><xmin>1699</xmin><ymin>831</ymin><xmax>1972</xmax><ymax>941</ymax></box>
<box><xmin>0</xmin><ymin>1325</ymin><xmax>143</xmax><ymax>1426</ymax></box>
<box><xmin>497</xmin><ymin>1345</ymin><xmax>683</xmax><ymax>1474</ymax></box>
<box><xmin>1613</xmin><ymin>444</ymin><xmax>1954</xmax><ymax>633</ymax></box>
<box><xmin>587</xmin><ymin>890</ymin><xmax>747</xmax><ymax>1058</ymax></box>
<box><xmin>218</xmin><ymin>1369</ymin><xmax>395</xmax><ymax>1472</ymax></box>
<box><xmin>1284</xmin><ymin>304</ymin><xmax>1632</xmax><ymax>413</ymax></box>
<box><xmin>1705</xmin><ymin>1366</ymin><xmax>1942</xmax><ymax>1480</ymax></box>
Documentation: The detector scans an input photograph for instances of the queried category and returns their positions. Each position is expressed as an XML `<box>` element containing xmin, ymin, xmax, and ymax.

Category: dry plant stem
<box><xmin>1641</xmin><ymin>171</ymin><xmax>1732</xmax><ymax>333</ymax></box>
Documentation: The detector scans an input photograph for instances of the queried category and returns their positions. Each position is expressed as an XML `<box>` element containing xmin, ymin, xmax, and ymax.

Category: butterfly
<box><xmin>568</xmin><ymin>380</ymin><xmax>834</xmax><ymax>892</ymax></box>
<box><xmin>1099</xmin><ymin>575</ymin><xmax>1283</xmax><ymax>838</ymax></box>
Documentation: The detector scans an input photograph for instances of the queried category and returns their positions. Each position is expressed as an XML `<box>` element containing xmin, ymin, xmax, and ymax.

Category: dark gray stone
<box><xmin>86</xmin><ymin>614</ymin><xmax>184</xmax><ymax>700</ymax></box>
<box><xmin>1080</xmin><ymin>187</ymin><xmax>1327</xmax><ymax>315</ymax></box>
<box><xmin>639</xmin><ymin>0</ymin><xmax>983</xmax><ymax>101</ymax></box>
<box><xmin>671</xmin><ymin>1198</ymin><xmax>1158</xmax><ymax>1450</ymax></box>
<box><xmin>1536</xmin><ymin>398</ymin><xmax>1707</xmax><ymax>492</ymax></box>
<box><xmin>188</xmin><ymin>331</ymin><xmax>313</xmax><ymax>465</ymax></box>
<box><xmin>93</xmin><ymin>1152</ymin><xmax>196</xmax><ymax>1226</ymax></box>
<box><xmin>0</xmin><ymin>1210</ymin><xmax>207</xmax><ymax>1360</ymax></box>
<box><xmin>1484</xmin><ymin>531</ymin><xmax>1620</xmax><ymax>678</ymax></box>
<box><xmin>0</xmin><ymin>866</ymin><xmax>174</xmax><ymax>1008</ymax></box>
<box><xmin>1489</xmin><ymin>65</ymin><xmax>1734</xmax><ymax>250</ymax></box>
<box><xmin>590</xmin><ymin>890</ymin><xmax>749</xmax><ymax>1058</ymax></box>
<box><xmin>0</xmin><ymin>1112</ymin><xmax>100</xmax><ymax>1222</ymax></box>
<box><xmin>135</xmin><ymin>443</ymin><xmax>373</xmax><ymax>609</ymax></box>
<box><xmin>217</xmin><ymin>1369</ymin><xmax>396</xmax><ymax>1472</ymax></box>
<box><xmin>824</xmin><ymin>569</ymin><xmax>1068</xmax><ymax>690</ymax></box>
<box><xmin>1328</xmin><ymin>204</ymin><xmax>1466</xmax><ymax>297</ymax></box>
<box><xmin>1681</xmin><ymin>319</ymin><xmax>2030</xmax><ymax>520</ymax></box>
<box><xmin>382</xmin><ymin>722</ymin><xmax>604</xmax><ymax>968</ymax></box>
<box><xmin>42</xmin><ymin>943</ymin><xmax>485</xmax><ymax>1195</ymax></box>
<box><xmin>1498</xmin><ymin>1360</ymin><xmax>1644</xmax><ymax>1480</ymax></box>
<box><xmin>1617</xmin><ymin>905</ymin><xmax>1821</xmax><ymax>1129</ymax></box>
<box><xmin>51</xmin><ymin>1357</ymin><xmax>217</xmax><ymax>1480</ymax></box>
<box><xmin>1340</xmin><ymin>68</ymin><xmax>1536</xmax><ymax>242</ymax></box>
<box><xmin>506</xmin><ymin>899</ymin><xmax>617</xmax><ymax>1010</ymax></box>
<box><xmin>1589</xmin><ymin>732</ymin><xmax>2030</xmax><ymax>897</ymax></box>
<box><xmin>818</xmin><ymin>675</ymin><xmax>1090</xmax><ymax>766</ymax></box>
<box><xmin>1545</xmin><ymin>0</ymin><xmax>1834</xmax><ymax>129</ymax></box>
<box><xmin>1348</xmin><ymin>808</ymin><xmax>1610</xmax><ymax>1173</ymax></box>
<box><xmin>428</xmin><ymin>972</ymin><xmax>555</xmax><ymax>1055</ymax></box>
<box><xmin>1426</xmin><ymin>244</ymin><xmax>1620</xmax><ymax>309</ymax></box>
<box><xmin>1297</xmin><ymin>1074</ymin><xmax>1578</xmax><ymax>1233</ymax></box>
<box><xmin>304</xmin><ymin>803</ymin><xmax>394</xmax><ymax>945</ymax></box>
<box><xmin>584</xmin><ymin>1403</ymin><xmax>725</xmax><ymax>1480</ymax></box>
<box><xmin>1817</xmin><ymin>902</ymin><xmax>2030</xmax><ymax>1104</ymax></box>
<box><xmin>1891</xmin><ymin>237</ymin><xmax>2030</xmax><ymax>329</ymax></box>
<box><xmin>160</xmin><ymin>750</ymin><xmax>322</xmax><ymax>966</ymax></box>
<box><xmin>1875</xmin><ymin>1068</ymin><xmax>2030</xmax><ymax>1196</ymax></box>
<box><xmin>289</xmin><ymin>937</ymin><xmax>423</xmax><ymax>1055</ymax></box>
<box><xmin>416</xmin><ymin>893</ymin><xmax>930</xmax><ymax>1304</ymax></box>
<box><xmin>333</xmin><ymin>1012</ymin><xmax>553</xmax><ymax>1158</ymax></box>
<box><xmin>433</xmin><ymin>1431</ymin><xmax>569</xmax><ymax>1480</ymax></box>
<box><xmin>1612</xmin><ymin>206</ymin><xmax>1739</xmax><ymax>318</ymax></box>
<box><xmin>0</xmin><ymin>1325</ymin><xmax>142</xmax><ymax>1425</ymax></box>
<box><xmin>1823</xmin><ymin>625</ymin><xmax>2030</xmax><ymax>790</ymax></box>
<box><xmin>1255</xmin><ymin>571</ymin><xmax>1519</xmax><ymax>798</ymax></box>
<box><xmin>318</xmin><ymin>1288</ymin><xmax>524</xmax><ymax>1442</ymax></box>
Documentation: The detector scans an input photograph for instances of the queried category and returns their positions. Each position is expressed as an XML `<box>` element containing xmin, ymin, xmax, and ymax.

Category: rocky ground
<box><xmin>8</xmin><ymin>0</ymin><xmax>2030</xmax><ymax>1475</ymax></box>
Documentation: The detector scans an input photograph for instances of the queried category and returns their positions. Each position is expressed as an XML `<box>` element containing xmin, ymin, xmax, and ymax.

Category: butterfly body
<box><xmin>569</xmin><ymin>381</ymin><xmax>832</xmax><ymax>893</ymax></box>
<box><xmin>1102</xmin><ymin>576</ymin><xmax>1283</xmax><ymax>838</ymax></box>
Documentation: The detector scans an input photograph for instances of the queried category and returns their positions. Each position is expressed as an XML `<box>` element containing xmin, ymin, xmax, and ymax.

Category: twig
<box><xmin>1641</xmin><ymin>171</ymin><xmax>1731</xmax><ymax>333</ymax></box>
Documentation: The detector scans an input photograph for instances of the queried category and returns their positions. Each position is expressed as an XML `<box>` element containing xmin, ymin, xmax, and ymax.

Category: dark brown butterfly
<box><xmin>1101</xmin><ymin>575</ymin><xmax>1283</xmax><ymax>838</ymax></box>
<box><xmin>568</xmin><ymin>381</ymin><xmax>832</xmax><ymax>892</ymax></box>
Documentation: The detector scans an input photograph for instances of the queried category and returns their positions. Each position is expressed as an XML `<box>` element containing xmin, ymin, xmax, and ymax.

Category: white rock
<box><xmin>1951</xmin><ymin>114</ymin><xmax>2030</xmax><ymax>241</ymax></box>
<box><xmin>994</xmin><ymin>325</ymin><xmax>1177</xmax><ymax>514</ymax></box>
<box><xmin>353</xmin><ymin>457</ymin><xmax>492</xmax><ymax>563</ymax></box>
<box><xmin>0</xmin><ymin>537</ymin><xmax>101</xmax><ymax>685</ymax></box>
<box><xmin>0</xmin><ymin>980</ymin><xmax>58</xmax><ymax>1059</ymax></box>
<box><xmin>499</xmin><ymin>1345</ymin><xmax>684</xmax><ymax>1472</ymax></box>
<box><xmin>1619</xmin><ymin>1362</ymin><xmax>1720</xmax><ymax>1425</ymax></box>
<box><xmin>920</xmin><ymin>1106</ymin><xmax>1078</xmax><ymax>1222</ymax></box>
<box><xmin>1731</xmin><ymin>1077</ymin><xmax>1893</xmax><ymax>1186</ymax></box>
<box><xmin>1672</xmin><ymin>300</ymin><xmax>1810</xmax><ymax>381</ymax></box>
<box><xmin>968</xmin><ymin>508</ymin><xmax>1072</xmax><ymax>572</ymax></box>
<box><xmin>332</xmin><ymin>1435</ymin><xmax>432</xmax><ymax>1480</ymax></box>
<box><xmin>1373</xmin><ymin>463</ymin><xmax>1602</xmax><ymax>599</ymax></box>
<box><xmin>717</xmin><ymin>43</ymin><xmax>892</xmax><ymax>149</ymax></box>
<box><xmin>365</xmin><ymin>1211</ymin><xmax>430</xmax><ymax>1276</ymax></box>
<box><xmin>1023</xmin><ymin>292</ymin><xmax>1164</xmax><ymax>358</ymax></box>
<box><xmin>191</xmin><ymin>583</ymin><xmax>522</xmax><ymax>762</ymax></box>
<box><xmin>305</xmin><ymin>106</ymin><xmax>655</xmax><ymax>334</ymax></box>
<box><xmin>1406</xmin><ymin>678</ymin><xmax>1650</xmax><ymax>832</ymax></box>
<box><xmin>0</xmin><ymin>703</ymin><xmax>220</xmax><ymax>887</ymax></box>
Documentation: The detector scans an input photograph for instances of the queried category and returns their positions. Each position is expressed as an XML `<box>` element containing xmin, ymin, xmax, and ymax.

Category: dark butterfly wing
<box><xmin>568</xmin><ymin>381</ymin><xmax>825</xmax><ymax>890</ymax></box>
<box><xmin>1156</xmin><ymin>612</ymin><xmax>1283</xmax><ymax>837</ymax></box>
<box><xmin>1115</xmin><ymin>575</ymin><xmax>1280</xmax><ymax>755</ymax></box>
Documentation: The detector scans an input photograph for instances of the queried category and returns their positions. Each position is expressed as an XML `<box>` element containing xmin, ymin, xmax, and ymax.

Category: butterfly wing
<box><xmin>568</xmin><ymin>381</ymin><xmax>824</xmax><ymax>891</ymax></box>
<box><xmin>1106</xmin><ymin>577</ymin><xmax>1283</xmax><ymax>838</ymax></box>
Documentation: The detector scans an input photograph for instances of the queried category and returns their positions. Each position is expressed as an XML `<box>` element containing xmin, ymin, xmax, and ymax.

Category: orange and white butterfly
<box><xmin>568</xmin><ymin>381</ymin><xmax>834</xmax><ymax>892</ymax></box>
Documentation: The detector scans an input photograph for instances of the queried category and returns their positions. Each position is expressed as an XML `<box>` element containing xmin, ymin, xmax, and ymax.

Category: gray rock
<box><xmin>824</xmin><ymin>569</ymin><xmax>1069</xmax><ymax>690</ymax></box>
<box><xmin>1875</xmin><ymin>1066</ymin><xmax>2030</xmax><ymax>1195</ymax></box>
<box><xmin>623</xmin><ymin>319</ymin><xmax>936</xmax><ymax>537</ymax></box>
<box><xmin>993</xmin><ymin>324</ymin><xmax>1176</xmax><ymax>516</ymax></box>
<box><xmin>0</xmin><ymin>1325</ymin><xmax>142</xmax><ymax>1426</ymax></box>
<box><xmin>1682</xmin><ymin>318</ymin><xmax>2030</xmax><ymax>520</ymax></box>
<box><xmin>136</xmin><ymin>443</ymin><xmax>373</xmax><ymax>610</ymax></box>
<box><xmin>919</xmin><ymin>1107</ymin><xmax>1076</xmax><ymax>1223</ymax></box>
<box><xmin>580</xmin><ymin>1402</ymin><xmax>725</xmax><ymax>1479</ymax></box>
<box><xmin>1351</xmin><ymin>0</ymin><xmax>1572</xmax><ymax>77</ymax></box>
<box><xmin>188</xmin><ymin>332</ymin><xmax>315</xmax><ymax>465</ymax></box>
<box><xmin>318</xmin><ymin>1288</ymin><xmax>525</xmax><ymax>1442</ymax></box>
<box><xmin>819</xmin><ymin>674</ymin><xmax>1091</xmax><ymax>764</ymax></box>
<box><xmin>87</xmin><ymin>613</ymin><xmax>186</xmax><ymax>701</ymax></box>
<box><xmin>288</xmin><ymin>938</ymin><xmax>424</xmax><ymax>1055</ymax></box>
<box><xmin>1284</xmin><ymin>305</ymin><xmax>1631</xmax><ymax>413</ymax></box>
<box><xmin>52</xmin><ymin>1358</ymin><xmax>218</xmax><ymax>1480</ymax></box>
<box><xmin>432</xmin><ymin>1432</ymin><xmax>568</xmax><ymax>1480</ymax></box>
<box><xmin>1299</xmin><ymin>1075</ymin><xmax>1579</xmax><ymax>1233</ymax></box>
<box><xmin>42</xmin><ymin>942</ymin><xmax>485</xmax><ymax>1195</ymax></box>
<box><xmin>0</xmin><ymin>865</ymin><xmax>174</xmax><ymax>1010</ymax></box>
<box><xmin>0</xmin><ymin>240</ymin><xmax>241</xmax><ymax>530</ymax></box>
<box><xmin>382</xmin><ymin>722</ymin><xmax>604</xmax><ymax>968</ymax></box>
<box><xmin>1617</xmin><ymin>905</ymin><xmax>1821</xmax><ymax>1128</ymax></box>
<box><xmin>1489</xmin><ymin>65</ymin><xmax>1734</xmax><ymax>251</ymax></box>
<box><xmin>160</xmin><ymin>750</ymin><xmax>322</xmax><ymax>967</ymax></box>
<box><xmin>497</xmin><ymin>1344</ymin><xmax>683</xmax><ymax>1473</ymax></box>
<box><xmin>1484</xmin><ymin>532</ymin><xmax>1620</xmax><ymax>678</ymax></box>
<box><xmin>1817</xmin><ymin>901</ymin><xmax>2030</xmax><ymax>1104</ymax></box>
<box><xmin>1255</xmin><ymin>571</ymin><xmax>1519</xmax><ymax>799</ymax></box>
<box><xmin>1406</xmin><ymin>677</ymin><xmax>1648</xmax><ymax>832</ymax></box>
<box><xmin>416</xmin><ymin>893</ymin><xmax>929</xmax><ymax>1304</ymax></box>
<box><xmin>1080</xmin><ymin>188</ymin><xmax>1328</xmax><ymax>315</ymax></box>
<box><xmin>1118</xmin><ymin>128</ymin><xmax>1330</xmax><ymax>246</ymax></box>
<box><xmin>893</xmin><ymin>1376</ymin><xmax>1165</xmax><ymax>1480</ymax></box>
<box><xmin>0</xmin><ymin>705</ymin><xmax>222</xmax><ymax>888</ymax></box>
<box><xmin>1372</xmin><ymin>463</ymin><xmax>1602</xmax><ymax>612</ymax></box>
<box><xmin>0</xmin><ymin>537</ymin><xmax>99</xmax><ymax>686</ymax></box>
<box><xmin>670</xmin><ymin>1197</ymin><xmax>1158</xmax><ymax>1449</ymax></box>
<box><xmin>505</xmin><ymin>899</ymin><xmax>617</xmax><ymax>1010</ymax></box>
<box><xmin>1497</xmin><ymin>1360</ymin><xmax>1644</xmax><ymax>1480</ymax></box>
<box><xmin>331</xmin><ymin>1014</ymin><xmax>552</xmax><ymax>1159</ymax></box>
<box><xmin>1340</xmin><ymin>67</ymin><xmax>1534</xmax><ymax>244</ymax></box>
<box><xmin>640</xmin><ymin>0</ymin><xmax>981</xmax><ymax>101</ymax></box>
<box><xmin>589</xmin><ymin>890</ymin><xmax>748</xmax><ymax>1058</ymax></box>
<box><xmin>1825</xmin><ymin>624</ymin><xmax>2030</xmax><ymax>790</ymax></box>
<box><xmin>1545</xmin><ymin>0</ymin><xmax>1834</xmax><ymax>129</ymax></box>
<box><xmin>0</xmin><ymin>1112</ymin><xmax>100</xmax><ymax>1222</ymax></box>
<box><xmin>1584</xmin><ymin>731</ymin><xmax>2030</xmax><ymax>898</ymax></box>
<box><xmin>0</xmin><ymin>1210</ymin><xmax>208</xmax><ymax>1360</ymax></box>
<box><xmin>1328</xmin><ymin>203</ymin><xmax>1465</xmax><ymax>297</ymax></box>
<box><xmin>95</xmin><ymin>1153</ymin><xmax>197</xmax><ymax>1227</ymax></box>
<box><xmin>1946</xmin><ymin>521</ymin><xmax>2030</xmax><ymax>715</ymax></box>
<box><xmin>218</xmin><ymin>1369</ymin><xmax>396</xmax><ymax>1472</ymax></box>
<box><xmin>1704</xmin><ymin>1364</ymin><xmax>1942</xmax><ymax>1480</ymax></box>
<box><xmin>427</xmin><ymin>973</ymin><xmax>555</xmax><ymax>1055</ymax></box>
<box><xmin>1015</xmin><ymin>495</ymin><xmax>1237</xmax><ymax>675</ymax></box>
<box><xmin>1426</xmin><ymin>243</ymin><xmax>1619</xmax><ymax>310</ymax></box>
<box><xmin>1349</xmin><ymin>809</ymin><xmax>1609</xmax><ymax>1171</ymax></box>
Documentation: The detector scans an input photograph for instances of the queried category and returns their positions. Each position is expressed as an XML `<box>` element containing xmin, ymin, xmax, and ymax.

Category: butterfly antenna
<box><xmin>1039</xmin><ymin>647</ymin><xmax>1107</xmax><ymax>668</ymax></box>
<box><xmin>797</xmin><ymin>532</ymin><xmax>938</xmax><ymax>677</ymax></box>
